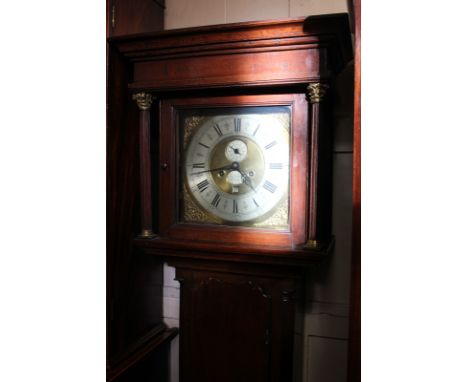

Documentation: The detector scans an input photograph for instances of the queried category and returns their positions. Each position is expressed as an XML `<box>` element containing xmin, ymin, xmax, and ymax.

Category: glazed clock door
<box><xmin>158</xmin><ymin>93</ymin><xmax>309</xmax><ymax>249</ymax></box>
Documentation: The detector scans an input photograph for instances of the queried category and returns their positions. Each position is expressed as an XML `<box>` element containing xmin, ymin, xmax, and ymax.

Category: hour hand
<box><xmin>190</xmin><ymin>164</ymin><xmax>233</xmax><ymax>175</ymax></box>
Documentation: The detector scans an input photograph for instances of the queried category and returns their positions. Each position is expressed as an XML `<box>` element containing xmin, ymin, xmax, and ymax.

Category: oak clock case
<box><xmin>158</xmin><ymin>94</ymin><xmax>309</xmax><ymax>249</ymax></box>
<box><xmin>110</xmin><ymin>14</ymin><xmax>352</xmax><ymax>382</ymax></box>
<box><xmin>180</xmin><ymin>106</ymin><xmax>291</xmax><ymax>229</ymax></box>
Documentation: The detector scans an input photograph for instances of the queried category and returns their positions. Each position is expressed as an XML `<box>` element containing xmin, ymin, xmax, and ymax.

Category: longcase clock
<box><xmin>110</xmin><ymin>14</ymin><xmax>352</xmax><ymax>382</ymax></box>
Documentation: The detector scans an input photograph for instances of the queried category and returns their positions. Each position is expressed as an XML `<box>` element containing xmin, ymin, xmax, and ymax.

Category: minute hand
<box><xmin>239</xmin><ymin>168</ymin><xmax>256</xmax><ymax>193</ymax></box>
<box><xmin>190</xmin><ymin>164</ymin><xmax>233</xmax><ymax>176</ymax></box>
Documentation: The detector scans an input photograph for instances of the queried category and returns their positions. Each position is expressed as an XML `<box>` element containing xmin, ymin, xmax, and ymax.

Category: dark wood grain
<box><xmin>106</xmin><ymin>0</ymin><xmax>166</xmax><ymax>365</ymax></box>
<box><xmin>132</xmin><ymin>49</ymin><xmax>321</xmax><ymax>91</ymax></box>
<box><xmin>138</xmin><ymin>106</ymin><xmax>156</xmax><ymax>237</ymax></box>
<box><xmin>123</xmin><ymin>252</ymin><xmax>164</xmax><ymax>343</ymax></box>
<box><xmin>108</xmin><ymin>0</ymin><xmax>164</xmax><ymax>37</ymax></box>
<box><xmin>348</xmin><ymin>0</ymin><xmax>361</xmax><ymax>380</ymax></box>
<box><xmin>135</xmin><ymin>237</ymin><xmax>332</xmax><ymax>267</ymax></box>
<box><xmin>305</xmin><ymin>92</ymin><xmax>333</xmax><ymax>247</ymax></box>
<box><xmin>108</xmin><ymin>14</ymin><xmax>352</xmax><ymax>92</ymax></box>
<box><xmin>110</xmin><ymin>14</ymin><xmax>351</xmax><ymax>65</ymax></box>
<box><xmin>168</xmin><ymin>258</ymin><xmax>302</xmax><ymax>382</ymax></box>
<box><xmin>107</xmin><ymin>42</ymin><xmax>141</xmax><ymax>357</ymax></box>
<box><xmin>107</xmin><ymin>2</ymin><xmax>172</xmax><ymax>381</ymax></box>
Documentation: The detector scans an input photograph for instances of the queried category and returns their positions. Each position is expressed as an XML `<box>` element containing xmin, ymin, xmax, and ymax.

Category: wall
<box><xmin>165</xmin><ymin>0</ymin><xmax>348</xmax><ymax>29</ymax></box>
<box><xmin>161</xmin><ymin>1</ymin><xmax>353</xmax><ymax>382</ymax></box>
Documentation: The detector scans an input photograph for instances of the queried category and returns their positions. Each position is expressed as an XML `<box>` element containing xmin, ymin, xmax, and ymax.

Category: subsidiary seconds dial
<box><xmin>184</xmin><ymin>113</ymin><xmax>290</xmax><ymax>224</ymax></box>
<box><xmin>225</xmin><ymin>140</ymin><xmax>248</xmax><ymax>162</ymax></box>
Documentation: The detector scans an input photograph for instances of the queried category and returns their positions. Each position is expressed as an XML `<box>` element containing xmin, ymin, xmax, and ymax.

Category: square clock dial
<box><xmin>179</xmin><ymin>106</ymin><xmax>291</xmax><ymax>230</ymax></box>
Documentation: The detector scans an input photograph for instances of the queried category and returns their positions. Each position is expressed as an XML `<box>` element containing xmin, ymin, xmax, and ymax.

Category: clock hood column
<box><xmin>132</xmin><ymin>92</ymin><xmax>158</xmax><ymax>239</ymax></box>
<box><xmin>303</xmin><ymin>82</ymin><xmax>332</xmax><ymax>250</ymax></box>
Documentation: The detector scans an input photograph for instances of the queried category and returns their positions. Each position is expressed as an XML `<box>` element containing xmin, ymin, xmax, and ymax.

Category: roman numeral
<box><xmin>263</xmin><ymin>180</ymin><xmax>277</xmax><ymax>193</ymax></box>
<box><xmin>197</xmin><ymin>179</ymin><xmax>209</xmax><ymax>193</ymax></box>
<box><xmin>211</xmin><ymin>193</ymin><xmax>221</xmax><ymax>208</ymax></box>
<box><xmin>213</xmin><ymin>123</ymin><xmax>223</xmax><ymax>137</ymax></box>
<box><xmin>264</xmin><ymin>141</ymin><xmax>277</xmax><ymax>150</ymax></box>
<box><xmin>232</xmin><ymin>199</ymin><xmax>238</xmax><ymax>214</ymax></box>
<box><xmin>198</xmin><ymin>142</ymin><xmax>210</xmax><ymax>149</ymax></box>
<box><xmin>252</xmin><ymin>198</ymin><xmax>259</xmax><ymax>207</ymax></box>
<box><xmin>252</xmin><ymin>124</ymin><xmax>260</xmax><ymax>136</ymax></box>
<box><xmin>192</xmin><ymin>162</ymin><xmax>205</xmax><ymax>169</ymax></box>
<box><xmin>269</xmin><ymin>163</ymin><xmax>283</xmax><ymax>170</ymax></box>
<box><xmin>234</xmin><ymin>118</ymin><xmax>241</xmax><ymax>132</ymax></box>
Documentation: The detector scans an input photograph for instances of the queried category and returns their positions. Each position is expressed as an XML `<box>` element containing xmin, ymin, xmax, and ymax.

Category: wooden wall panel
<box><xmin>109</xmin><ymin>0</ymin><xmax>165</xmax><ymax>37</ymax></box>
<box><xmin>107</xmin><ymin>43</ymin><xmax>141</xmax><ymax>356</ymax></box>
<box><xmin>107</xmin><ymin>0</ymin><xmax>167</xmax><ymax>371</ymax></box>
